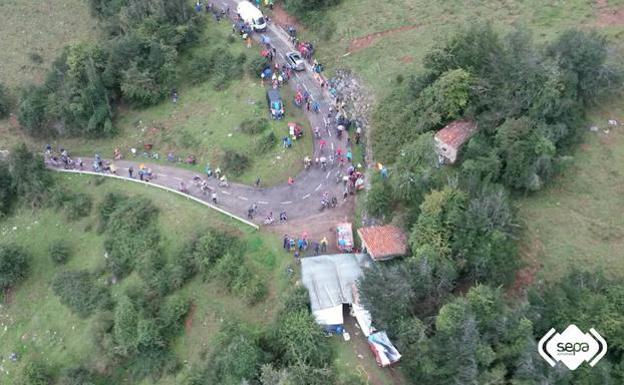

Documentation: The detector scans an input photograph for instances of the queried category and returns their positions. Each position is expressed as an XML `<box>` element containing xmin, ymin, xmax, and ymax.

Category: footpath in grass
<box><xmin>0</xmin><ymin>174</ymin><xmax>291</xmax><ymax>383</ymax></box>
<box><xmin>517</xmin><ymin>102</ymin><xmax>624</xmax><ymax>282</ymax></box>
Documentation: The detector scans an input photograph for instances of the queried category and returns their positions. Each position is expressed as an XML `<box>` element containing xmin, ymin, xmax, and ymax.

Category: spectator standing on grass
<box><xmin>283</xmin><ymin>234</ymin><xmax>289</xmax><ymax>249</ymax></box>
<box><xmin>255</xmin><ymin>177</ymin><xmax>261</xmax><ymax>187</ymax></box>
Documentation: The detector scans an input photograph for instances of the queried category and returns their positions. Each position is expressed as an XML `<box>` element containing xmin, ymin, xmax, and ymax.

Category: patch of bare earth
<box><xmin>271</xmin><ymin>4</ymin><xmax>302</xmax><ymax>30</ymax></box>
<box><xmin>594</xmin><ymin>0</ymin><xmax>624</xmax><ymax>26</ymax></box>
<box><xmin>348</xmin><ymin>25</ymin><xmax>420</xmax><ymax>53</ymax></box>
<box><xmin>509</xmin><ymin>238</ymin><xmax>545</xmax><ymax>297</ymax></box>
<box><xmin>185</xmin><ymin>302</ymin><xmax>197</xmax><ymax>332</ymax></box>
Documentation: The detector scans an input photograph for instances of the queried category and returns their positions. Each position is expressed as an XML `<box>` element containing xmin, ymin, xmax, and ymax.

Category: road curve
<box><xmin>47</xmin><ymin>1</ymin><xmax>360</xmax><ymax>225</ymax></box>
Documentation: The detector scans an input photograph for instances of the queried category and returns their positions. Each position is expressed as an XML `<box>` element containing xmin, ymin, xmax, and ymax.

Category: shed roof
<box><xmin>434</xmin><ymin>119</ymin><xmax>478</xmax><ymax>149</ymax></box>
<box><xmin>301</xmin><ymin>254</ymin><xmax>373</xmax><ymax>313</ymax></box>
<box><xmin>357</xmin><ymin>226</ymin><xmax>407</xmax><ymax>261</ymax></box>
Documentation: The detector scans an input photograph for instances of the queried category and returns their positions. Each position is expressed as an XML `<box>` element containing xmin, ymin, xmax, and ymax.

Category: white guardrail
<box><xmin>52</xmin><ymin>168</ymin><xmax>259</xmax><ymax>230</ymax></box>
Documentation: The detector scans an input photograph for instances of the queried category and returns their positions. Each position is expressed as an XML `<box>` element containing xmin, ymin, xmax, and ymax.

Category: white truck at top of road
<box><xmin>236</xmin><ymin>1</ymin><xmax>267</xmax><ymax>31</ymax></box>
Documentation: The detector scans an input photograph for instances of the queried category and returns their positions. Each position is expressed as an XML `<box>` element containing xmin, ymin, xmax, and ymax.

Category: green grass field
<box><xmin>516</xmin><ymin>101</ymin><xmax>624</xmax><ymax>282</ymax></box>
<box><xmin>295</xmin><ymin>0</ymin><xmax>624</xmax><ymax>97</ymax></box>
<box><xmin>0</xmin><ymin>0</ymin><xmax>98</xmax><ymax>90</ymax></box>
<box><xmin>0</xmin><ymin>173</ymin><xmax>291</xmax><ymax>384</ymax></box>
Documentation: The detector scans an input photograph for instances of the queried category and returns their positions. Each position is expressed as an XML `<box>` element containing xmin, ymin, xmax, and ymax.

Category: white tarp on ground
<box><xmin>368</xmin><ymin>331</ymin><xmax>402</xmax><ymax>367</ymax></box>
<box><xmin>301</xmin><ymin>254</ymin><xmax>373</xmax><ymax>326</ymax></box>
<box><xmin>351</xmin><ymin>304</ymin><xmax>373</xmax><ymax>337</ymax></box>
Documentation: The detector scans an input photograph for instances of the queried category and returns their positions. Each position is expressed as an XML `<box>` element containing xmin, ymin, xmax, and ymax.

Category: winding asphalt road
<box><xmin>49</xmin><ymin>2</ymin><xmax>360</xmax><ymax>226</ymax></box>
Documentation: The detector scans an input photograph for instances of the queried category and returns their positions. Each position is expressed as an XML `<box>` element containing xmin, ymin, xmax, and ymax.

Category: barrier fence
<box><xmin>51</xmin><ymin>168</ymin><xmax>260</xmax><ymax>230</ymax></box>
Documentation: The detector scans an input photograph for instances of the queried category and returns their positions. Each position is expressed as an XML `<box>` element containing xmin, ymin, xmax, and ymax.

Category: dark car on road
<box><xmin>266</xmin><ymin>89</ymin><xmax>284</xmax><ymax>120</ymax></box>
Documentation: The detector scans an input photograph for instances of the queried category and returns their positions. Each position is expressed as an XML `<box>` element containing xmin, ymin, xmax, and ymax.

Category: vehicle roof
<box><xmin>267</xmin><ymin>89</ymin><xmax>282</xmax><ymax>100</ymax></box>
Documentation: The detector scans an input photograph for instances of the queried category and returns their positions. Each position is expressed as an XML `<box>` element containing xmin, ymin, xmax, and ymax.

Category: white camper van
<box><xmin>236</xmin><ymin>1</ymin><xmax>267</xmax><ymax>31</ymax></box>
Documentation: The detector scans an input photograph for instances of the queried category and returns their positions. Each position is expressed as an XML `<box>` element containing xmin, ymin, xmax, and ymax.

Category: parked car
<box><xmin>266</xmin><ymin>89</ymin><xmax>284</xmax><ymax>120</ymax></box>
<box><xmin>285</xmin><ymin>51</ymin><xmax>305</xmax><ymax>71</ymax></box>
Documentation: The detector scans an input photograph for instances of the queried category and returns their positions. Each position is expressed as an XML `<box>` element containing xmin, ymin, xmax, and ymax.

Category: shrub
<box><xmin>240</xmin><ymin>117</ymin><xmax>269</xmax><ymax>135</ymax></box>
<box><xmin>20</xmin><ymin>361</ymin><xmax>52</xmax><ymax>385</ymax></box>
<box><xmin>159</xmin><ymin>295</ymin><xmax>190</xmax><ymax>338</ymax></box>
<box><xmin>97</xmin><ymin>192</ymin><xmax>127</xmax><ymax>232</ymax></box>
<box><xmin>18</xmin><ymin>86</ymin><xmax>48</xmax><ymax>136</ymax></box>
<box><xmin>366</xmin><ymin>176</ymin><xmax>392</xmax><ymax>219</ymax></box>
<box><xmin>0</xmin><ymin>243</ymin><xmax>30</xmax><ymax>289</ymax></box>
<box><xmin>51</xmin><ymin>270</ymin><xmax>112</xmax><ymax>318</ymax></box>
<box><xmin>66</xmin><ymin>192</ymin><xmax>93</xmax><ymax>220</ymax></box>
<box><xmin>8</xmin><ymin>144</ymin><xmax>53</xmax><ymax>209</ymax></box>
<box><xmin>247</xmin><ymin>55</ymin><xmax>268</xmax><ymax>77</ymax></box>
<box><xmin>49</xmin><ymin>240</ymin><xmax>72</xmax><ymax>265</ymax></box>
<box><xmin>0</xmin><ymin>161</ymin><xmax>16</xmax><ymax>216</ymax></box>
<box><xmin>102</xmin><ymin>196</ymin><xmax>160</xmax><ymax>278</ymax></box>
<box><xmin>256</xmin><ymin>131</ymin><xmax>277</xmax><ymax>154</ymax></box>
<box><xmin>0</xmin><ymin>83</ymin><xmax>11</xmax><ymax>118</ymax></box>
<box><xmin>222</xmin><ymin>150</ymin><xmax>250</xmax><ymax>176</ymax></box>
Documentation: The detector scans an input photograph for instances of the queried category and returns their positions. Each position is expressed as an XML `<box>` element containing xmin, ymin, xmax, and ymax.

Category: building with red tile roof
<box><xmin>357</xmin><ymin>225</ymin><xmax>407</xmax><ymax>261</ymax></box>
<box><xmin>434</xmin><ymin>119</ymin><xmax>478</xmax><ymax>164</ymax></box>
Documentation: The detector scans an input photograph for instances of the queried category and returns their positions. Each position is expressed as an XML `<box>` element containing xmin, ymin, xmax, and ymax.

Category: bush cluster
<box><xmin>18</xmin><ymin>0</ymin><xmax>201</xmax><ymax>137</ymax></box>
<box><xmin>49</xmin><ymin>240</ymin><xmax>72</xmax><ymax>265</ymax></box>
<box><xmin>188</xmin><ymin>48</ymin><xmax>246</xmax><ymax>89</ymax></box>
<box><xmin>240</xmin><ymin>117</ymin><xmax>269</xmax><ymax>135</ymax></box>
<box><xmin>222</xmin><ymin>150</ymin><xmax>250</xmax><ymax>176</ymax></box>
<box><xmin>0</xmin><ymin>243</ymin><xmax>30</xmax><ymax>290</ymax></box>
<box><xmin>51</xmin><ymin>188</ymin><xmax>93</xmax><ymax>221</ymax></box>
<box><xmin>51</xmin><ymin>270</ymin><xmax>112</xmax><ymax>318</ymax></box>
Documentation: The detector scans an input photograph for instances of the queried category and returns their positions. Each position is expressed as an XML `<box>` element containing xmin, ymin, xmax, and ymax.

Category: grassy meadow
<box><xmin>291</xmin><ymin>0</ymin><xmax>624</xmax><ymax>97</ymax></box>
<box><xmin>0</xmin><ymin>173</ymin><xmax>291</xmax><ymax>384</ymax></box>
<box><xmin>516</xmin><ymin>101</ymin><xmax>624</xmax><ymax>282</ymax></box>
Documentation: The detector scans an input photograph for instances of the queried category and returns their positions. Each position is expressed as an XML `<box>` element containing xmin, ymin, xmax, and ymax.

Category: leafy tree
<box><xmin>20</xmin><ymin>361</ymin><xmax>52</xmax><ymax>385</ymax></box>
<box><xmin>57</xmin><ymin>366</ymin><xmax>98</xmax><ymax>385</ymax></box>
<box><xmin>222</xmin><ymin>150</ymin><xmax>250</xmax><ymax>176</ymax></box>
<box><xmin>0</xmin><ymin>243</ymin><xmax>30</xmax><ymax>289</ymax></box>
<box><xmin>0</xmin><ymin>161</ymin><xmax>16</xmax><ymax>216</ymax></box>
<box><xmin>49</xmin><ymin>240</ymin><xmax>72</xmax><ymax>265</ymax></box>
<box><xmin>8</xmin><ymin>144</ymin><xmax>53</xmax><ymax>209</ymax></box>
<box><xmin>114</xmin><ymin>295</ymin><xmax>139</xmax><ymax>356</ymax></box>
<box><xmin>275</xmin><ymin>309</ymin><xmax>332</xmax><ymax>367</ymax></box>
<box><xmin>51</xmin><ymin>270</ymin><xmax>112</xmax><ymax>317</ymax></box>
<box><xmin>546</xmin><ymin>29</ymin><xmax>618</xmax><ymax>105</ymax></box>
<box><xmin>366</xmin><ymin>175</ymin><xmax>392</xmax><ymax>219</ymax></box>
<box><xmin>357</xmin><ymin>263</ymin><xmax>416</xmax><ymax>331</ymax></box>
<box><xmin>18</xmin><ymin>86</ymin><xmax>49</xmax><ymax>136</ymax></box>
<box><xmin>215</xmin><ymin>334</ymin><xmax>263</xmax><ymax>384</ymax></box>
<box><xmin>0</xmin><ymin>83</ymin><xmax>11</xmax><ymax>118</ymax></box>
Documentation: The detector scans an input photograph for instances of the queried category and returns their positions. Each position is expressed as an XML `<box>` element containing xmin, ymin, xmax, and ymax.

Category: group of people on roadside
<box><xmin>283</xmin><ymin>233</ymin><xmax>328</xmax><ymax>258</ymax></box>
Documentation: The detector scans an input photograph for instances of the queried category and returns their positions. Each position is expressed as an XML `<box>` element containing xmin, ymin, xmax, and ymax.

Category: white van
<box><xmin>236</xmin><ymin>1</ymin><xmax>267</xmax><ymax>31</ymax></box>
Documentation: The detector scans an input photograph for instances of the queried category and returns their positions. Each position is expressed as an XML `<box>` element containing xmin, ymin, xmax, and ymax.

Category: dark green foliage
<box><xmin>0</xmin><ymin>83</ymin><xmax>11</xmax><ymax>118</ymax></box>
<box><xmin>113</xmin><ymin>295</ymin><xmax>139</xmax><ymax>356</ymax></box>
<box><xmin>52</xmin><ymin>188</ymin><xmax>93</xmax><ymax>220</ymax></box>
<box><xmin>188</xmin><ymin>47</ymin><xmax>245</xmax><ymax>89</ymax></box>
<box><xmin>20</xmin><ymin>361</ymin><xmax>52</xmax><ymax>385</ymax></box>
<box><xmin>97</xmin><ymin>191</ymin><xmax>127</xmax><ymax>232</ymax></box>
<box><xmin>247</xmin><ymin>55</ymin><xmax>269</xmax><ymax>77</ymax></box>
<box><xmin>101</xmin><ymin>196</ymin><xmax>160</xmax><ymax>278</ymax></box>
<box><xmin>240</xmin><ymin>117</ymin><xmax>269</xmax><ymax>135</ymax></box>
<box><xmin>274</xmin><ymin>309</ymin><xmax>332</xmax><ymax>367</ymax></box>
<box><xmin>284</xmin><ymin>0</ymin><xmax>342</xmax><ymax>21</ymax></box>
<box><xmin>281</xmin><ymin>285</ymin><xmax>310</xmax><ymax>315</ymax></box>
<box><xmin>8</xmin><ymin>144</ymin><xmax>53</xmax><ymax>209</ymax></box>
<box><xmin>18</xmin><ymin>86</ymin><xmax>48</xmax><ymax>136</ymax></box>
<box><xmin>215</xmin><ymin>334</ymin><xmax>263</xmax><ymax>384</ymax></box>
<box><xmin>212</xmin><ymin>252</ymin><xmax>267</xmax><ymax>304</ymax></box>
<box><xmin>0</xmin><ymin>243</ymin><xmax>30</xmax><ymax>290</ymax></box>
<box><xmin>222</xmin><ymin>150</ymin><xmax>250</xmax><ymax>176</ymax></box>
<box><xmin>0</xmin><ymin>161</ymin><xmax>16</xmax><ymax>216</ymax></box>
<box><xmin>365</xmin><ymin>175</ymin><xmax>392</xmax><ymax>219</ymax></box>
<box><xmin>158</xmin><ymin>294</ymin><xmax>190</xmax><ymax>338</ymax></box>
<box><xmin>57</xmin><ymin>366</ymin><xmax>98</xmax><ymax>385</ymax></box>
<box><xmin>49</xmin><ymin>240</ymin><xmax>72</xmax><ymax>265</ymax></box>
<box><xmin>256</xmin><ymin>131</ymin><xmax>277</xmax><ymax>154</ymax></box>
<box><xmin>51</xmin><ymin>270</ymin><xmax>112</xmax><ymax>318</ymax></box>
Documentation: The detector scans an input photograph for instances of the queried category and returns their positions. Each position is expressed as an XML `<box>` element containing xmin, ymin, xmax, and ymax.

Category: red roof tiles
<box><xmin>357</xmin><ymin>225</ymin><xmax>407</xmax><ymax>261</ymax></box>
<box><xmin>434</xmin><ymin>119</ymin><xmax>478</xmax><ymax>149</ymax></box>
